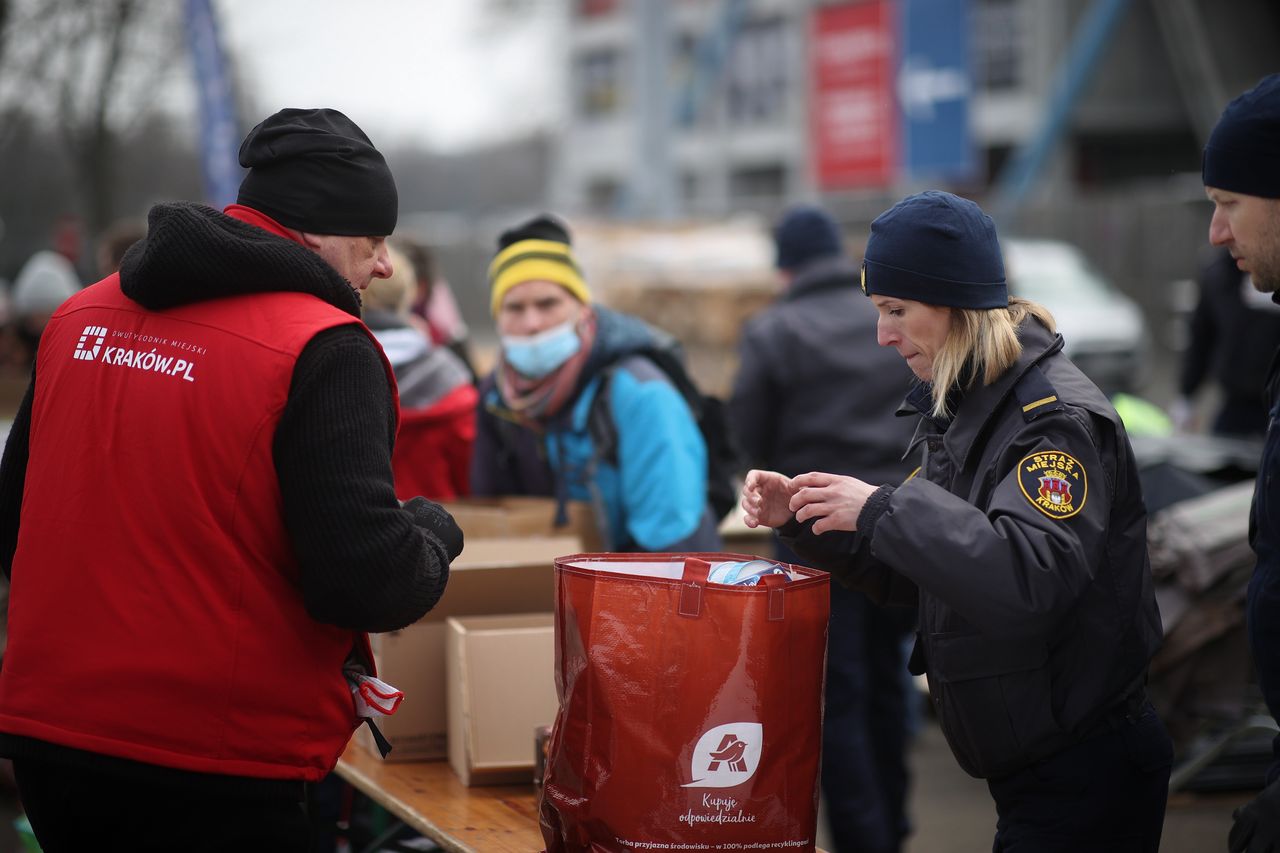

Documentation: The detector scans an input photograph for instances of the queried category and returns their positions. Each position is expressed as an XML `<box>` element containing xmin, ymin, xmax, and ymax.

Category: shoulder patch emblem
<box><xmin>1017</xmin><ymin>450</ymin><xmax>1087</xmax><ymax>519</ymax></box>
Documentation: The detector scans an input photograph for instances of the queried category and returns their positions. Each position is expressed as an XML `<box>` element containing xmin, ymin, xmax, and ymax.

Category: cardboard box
<box><xmin>446</xmin><ymin>613</ymin><xmax>557</xmax><ymax>786</ymax></box>
<box><xmin>359</xmin><ymin>534</ymin><xmax>577</xmax><ymax>761</ymax></box>
<box><xmin>441</xmin><ymin>496</ymin><xmax>603</xmax><ymax>552</ymax></box>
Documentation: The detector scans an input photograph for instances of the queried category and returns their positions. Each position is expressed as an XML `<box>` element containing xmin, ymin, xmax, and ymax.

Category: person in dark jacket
<box><xmin>0</xmin><ymin>108</ymin><xmax>463</xmax><ymax>852</ymax></box>
<box><xmin>1202</xmin><ymin>73</ymin><xmax>1280</xmax><ymax>853</ymax></box>
<box><xmin>471</xmin><ymin>213</ymin><xmax>721</xmax><ymax>552</ymax></box>
<box><xmin>730</xmin><ymin>204</ymin><xmax>916</xmax><ymax>853</ymax></box>
<box><xmin>742</xmin><ymin>191</ymin><xmax>1170</xmax><ymax>852</ymax></box>
<box><xmin>1174</xmin><ymin>246</ymin><xmax>1280</xmax><ymax>437</ymax></box>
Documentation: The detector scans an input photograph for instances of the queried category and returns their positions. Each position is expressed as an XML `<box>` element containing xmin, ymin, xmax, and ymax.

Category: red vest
<box><xmin>392</xmin><ymin>383</ymin><xmax>478</xmax><ymax>501</ymax></box>
<box><xmin>0</xmin><ymin>277</ymin><xmax>397</xmax><ymax>781</ymax></box>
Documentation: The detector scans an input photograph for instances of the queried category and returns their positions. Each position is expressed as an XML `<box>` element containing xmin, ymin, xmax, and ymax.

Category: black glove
<box><xmin>405</xmin><ymin>497</ymin><xmax>464</xmax><ymax>562</ymax></box>
<box><xmin>1230</xmin><ymin>777</ymin><xmax>1280</xmax><ymax>853</ymax></box>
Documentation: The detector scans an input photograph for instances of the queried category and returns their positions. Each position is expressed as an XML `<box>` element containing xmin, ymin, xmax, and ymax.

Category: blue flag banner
<box><xmin>184</xmin><ymin>0</ymin><xmax>241</xmax><ymax>209</ymax></box>
<box><xmin>898</xmin><ymin>0</ymin><xmax>975</xmax><ymax>181</ymax></box>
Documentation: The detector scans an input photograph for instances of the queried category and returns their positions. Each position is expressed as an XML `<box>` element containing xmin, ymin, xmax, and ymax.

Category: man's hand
<box><xmin>789</xmin><ymin>471</ymin><xmax>878</xmax><ymax>536</ymax></box>
<box><xmin>741</xmin><ymin>469</ymin><xmax>799</xmax><ymax>529</ymax></box>
<box><xmin>405</xmin><ymin>497</ymin><xmax>464</xmax><ymax>561</ymax></box>
<box><xmin>1230</xmin><ymin>777</ymin><xmax>1280</xmax><ymax>853</ymax></box>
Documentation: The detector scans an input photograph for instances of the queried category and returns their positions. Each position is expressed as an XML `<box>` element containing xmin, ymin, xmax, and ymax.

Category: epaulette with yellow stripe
<box><xmin>1014</xmin><ymin>365</ymin><xmax>1065</xmax><ymax>423</ymax></box>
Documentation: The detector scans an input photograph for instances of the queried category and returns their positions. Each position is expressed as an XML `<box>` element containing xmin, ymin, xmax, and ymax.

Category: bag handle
<box><xmin>762</xmin><ymin>573</ymin><xmax>786</xmax><ymax>621</ymax></box>
<box><xmin>679</xmin><ymin>558</ymin><xmax>788</xmax><ymax>621</ymax></box>
<box><xmin>679</xmin><ymin>558</ymin><xmax>710</xmax><ymax>618</ymax></box>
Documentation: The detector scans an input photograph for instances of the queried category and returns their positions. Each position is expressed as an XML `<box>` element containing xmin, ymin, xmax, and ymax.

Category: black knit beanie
<box><xmin>497</xmin><ymin>214</ymin><xmax>573</xmax><ymax>250</ymax></box>
<box><xmin>861</xmin><ymin>191</ymin><xmax>1007</xmax><ymax>310</ymax></box>
<box><xmin>236</xmin><ymin>108</ymin><xmax>398</xmax><ymax>236</ymax></box>
<box><xmin>773</xmin><ymin>205</ymin><xmax>843</xmax><ymax>270</ymax></box>
<box><xmin>1203</xmin><ymin>74</ymin><xmax>1280</xmax><ymax>199</ymax></box>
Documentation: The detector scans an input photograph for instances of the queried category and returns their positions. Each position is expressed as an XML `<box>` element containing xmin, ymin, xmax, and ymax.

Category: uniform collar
<box><xmin>909</xmin><ymin>319</ymin><xmax>1064</xmax><ymax>471</ymax></box>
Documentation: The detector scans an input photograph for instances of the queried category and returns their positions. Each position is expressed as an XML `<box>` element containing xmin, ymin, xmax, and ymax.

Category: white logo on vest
<box><xmin>75</xmin><ymin>327</ymin><xmax>203</xmax><ymax>383</ymax></box>
<box><xmin>73</xmin><ymin>326</ymin><xmax>108</xmax><ymax>361</ymax></box>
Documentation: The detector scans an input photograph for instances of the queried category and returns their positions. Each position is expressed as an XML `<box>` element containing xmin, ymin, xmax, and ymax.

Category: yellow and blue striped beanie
<box><xmin>488</xmin><ymin>214</ymin><xmax>591</xmax><ymax>316</ymax></box>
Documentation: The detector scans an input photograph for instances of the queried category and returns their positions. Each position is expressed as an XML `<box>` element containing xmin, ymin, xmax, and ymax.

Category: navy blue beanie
<box><xmin>1203</xmin><ymin>74</ymin><xmax>1280</xmax><ymax>199</ymax></box>
<box><xmin>773</xmin><ymin>205</ymin><xmax>843</xmax><ymax>270</ymax></box>
<box><xmin>861</xmin><ymin>191</ymin><xmax>1007</xmax><ymax>309</ymax></box>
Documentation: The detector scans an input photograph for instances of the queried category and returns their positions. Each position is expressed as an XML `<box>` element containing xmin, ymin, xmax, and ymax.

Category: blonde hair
<box><xmin>362</xmin><ymin>244</ymin><xmax>415</xmax><ymax>316</ymax></box>
<box><xmin>926</xmin><ymin>296</ymin><xmax>1056</xmax><ymax>419</ymax></box>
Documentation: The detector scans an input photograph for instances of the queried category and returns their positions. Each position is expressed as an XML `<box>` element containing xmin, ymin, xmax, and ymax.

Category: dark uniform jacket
<box><xmin>782</xmin><ymin>318</ymin><xmax>1163</xmax><ymax>779</ymax></box>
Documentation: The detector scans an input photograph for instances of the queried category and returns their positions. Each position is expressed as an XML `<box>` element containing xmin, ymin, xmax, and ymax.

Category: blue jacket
<box><xmin>471</xmin><ymin>307</ymin><xmax>721</xmax><ymax>552</ymax></box>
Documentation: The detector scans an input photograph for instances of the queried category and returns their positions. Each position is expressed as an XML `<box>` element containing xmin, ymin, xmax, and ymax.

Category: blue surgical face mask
<box><xmin>501</xmin><ymin>319</ymin><xmax>582</xmax><ymax>379</ymax></box>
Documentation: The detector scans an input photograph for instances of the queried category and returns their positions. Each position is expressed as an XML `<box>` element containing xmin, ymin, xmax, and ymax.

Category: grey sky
<box><xmin>214</xmin><ymin>0</ymin><xmax>565</xmax><ymax>151</ymax></box>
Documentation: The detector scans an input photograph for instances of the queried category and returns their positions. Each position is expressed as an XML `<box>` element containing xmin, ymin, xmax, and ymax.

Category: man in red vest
<box><xmin>0</xmin><ymin>108</ymin><xmax>462</xmax><ymax>851</ymax></box>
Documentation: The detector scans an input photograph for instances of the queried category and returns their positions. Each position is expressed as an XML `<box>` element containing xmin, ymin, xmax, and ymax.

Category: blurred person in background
<box><xmin>472</xmin><ymin>212</ymin><xmax>721</xmax><ymax>552</ymax></box>
<box><xmin>743</xmin><ymin>191</ymin><xmax>1170</xmax><ymax>853</ymax></box>
<box><xmin>1202</xmin><ymin>73</ymin><xmax>1280</xmax><ymax>853</ymax></box>
<box><xmin>363</xmin><ymin>243</ymin><xmax>477</xmax><ymax>500</ymax></box>
<box><xmin>0</xmin><ymin>107</ymin><xmax>462</xmax><ymax>852</ymax></box>
<box><xmin>396</xmin><ymin>236</ymin><xmax>476</xmax><ymax>380</ymax></box>
<box><xmin>730</xmin><ymin>204</ymin><xmax>916</xmax><ymax>853</ymax></box>
<box><xmin>95</xmin><ymin>217</ymin><xmax>148</xmax><ymax>278</ymax></box>
<box><xmin>4</xmin><ymin>249</ymin><xmax>81</xmax><ymax>368</ymax></box>
<box><xmin>1173</xmin><ymin>246</ymin><xmax>1280</xmax><ymax>438</ymax></box>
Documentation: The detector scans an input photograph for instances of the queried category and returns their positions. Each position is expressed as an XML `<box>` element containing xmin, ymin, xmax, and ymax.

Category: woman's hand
<box><xmin>789</xmin><ymin>472</ymin><xmax>878</xmax><ymax>535</ymax></box>
<box><xmin>741</xmin><ymin>469</ymin><xmax>799</xmax><ymax>529</ymax></box>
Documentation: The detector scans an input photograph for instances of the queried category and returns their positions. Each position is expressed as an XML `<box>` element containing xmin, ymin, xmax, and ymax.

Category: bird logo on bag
<box><xmin>706</xmin><ymin>735</ymin><xmax>749</xmax><ymax>772</ymax></box>
<box><xmin>682</xmin><ymin>722</ymin><xmax>763</xmax><ymax>788</ymax></box>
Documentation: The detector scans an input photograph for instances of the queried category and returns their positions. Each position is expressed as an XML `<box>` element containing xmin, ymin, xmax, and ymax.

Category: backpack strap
<box><xmin>587</xmin><ymin>366</ymin><xmax>621</xmax><ymax>467</ymax></box>
<box><xmin>587</xmin><ymin>356</ymin><xmax>741</xmax><ymax>523</ymax></box>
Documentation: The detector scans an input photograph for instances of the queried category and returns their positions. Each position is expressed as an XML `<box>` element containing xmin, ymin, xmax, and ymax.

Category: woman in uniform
<box><xmin>742</xmin><ymin>191</ymin><xmax>1172</xmax><ymax>853</ymax></box>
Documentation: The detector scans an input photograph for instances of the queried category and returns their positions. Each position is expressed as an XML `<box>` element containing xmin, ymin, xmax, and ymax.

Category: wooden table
<box><xmin>336</xmin><ymin>741</ymin><xmax>831</xmax><ymax>853</ymax></box>
<box><xmin>335</xmin><ymin>741</ymin><xmax>544</xmax><ymax>852</ymax></box>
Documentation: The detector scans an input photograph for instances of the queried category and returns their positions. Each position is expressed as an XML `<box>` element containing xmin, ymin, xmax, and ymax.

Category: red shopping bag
<box><xmin>539</xmin><ymin>553</ymin><xmax>830</xmax><ymax>853</ymax></box>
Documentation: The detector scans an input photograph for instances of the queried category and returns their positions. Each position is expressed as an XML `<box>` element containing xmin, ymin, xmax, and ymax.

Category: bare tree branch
<box><xmin>1</xmin><ymin>0</ymin><xmax>183</xmax><ymax>233</ymax></box>
<box><xmin>0</xmin><ymin>0</ymin><xmax>10</xmax><ymax>71</ymax></box>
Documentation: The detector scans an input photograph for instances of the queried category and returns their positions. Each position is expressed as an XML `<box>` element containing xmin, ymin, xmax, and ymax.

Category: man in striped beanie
<box><xmin>471</xmin><ymin>213</ymin><xmax>722</xmax><ymax>553</ymax></box>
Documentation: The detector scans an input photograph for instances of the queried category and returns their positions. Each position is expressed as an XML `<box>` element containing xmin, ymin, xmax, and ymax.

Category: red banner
<box><xmin>811</xmin><ymin>1</ymin><xmax>898</xmax><ymax>189</ymax></box>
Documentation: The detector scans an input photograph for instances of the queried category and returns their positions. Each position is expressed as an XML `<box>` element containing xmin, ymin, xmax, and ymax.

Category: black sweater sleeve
<box><xmin>273</xmin><ymin>325</ymin><xmax>451</xmax><ymax>633</ymax></box>
<box><xmin>0</xmin><ymin>373</ymin><xmax>34</xmax><ymax>579</ymax></box>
